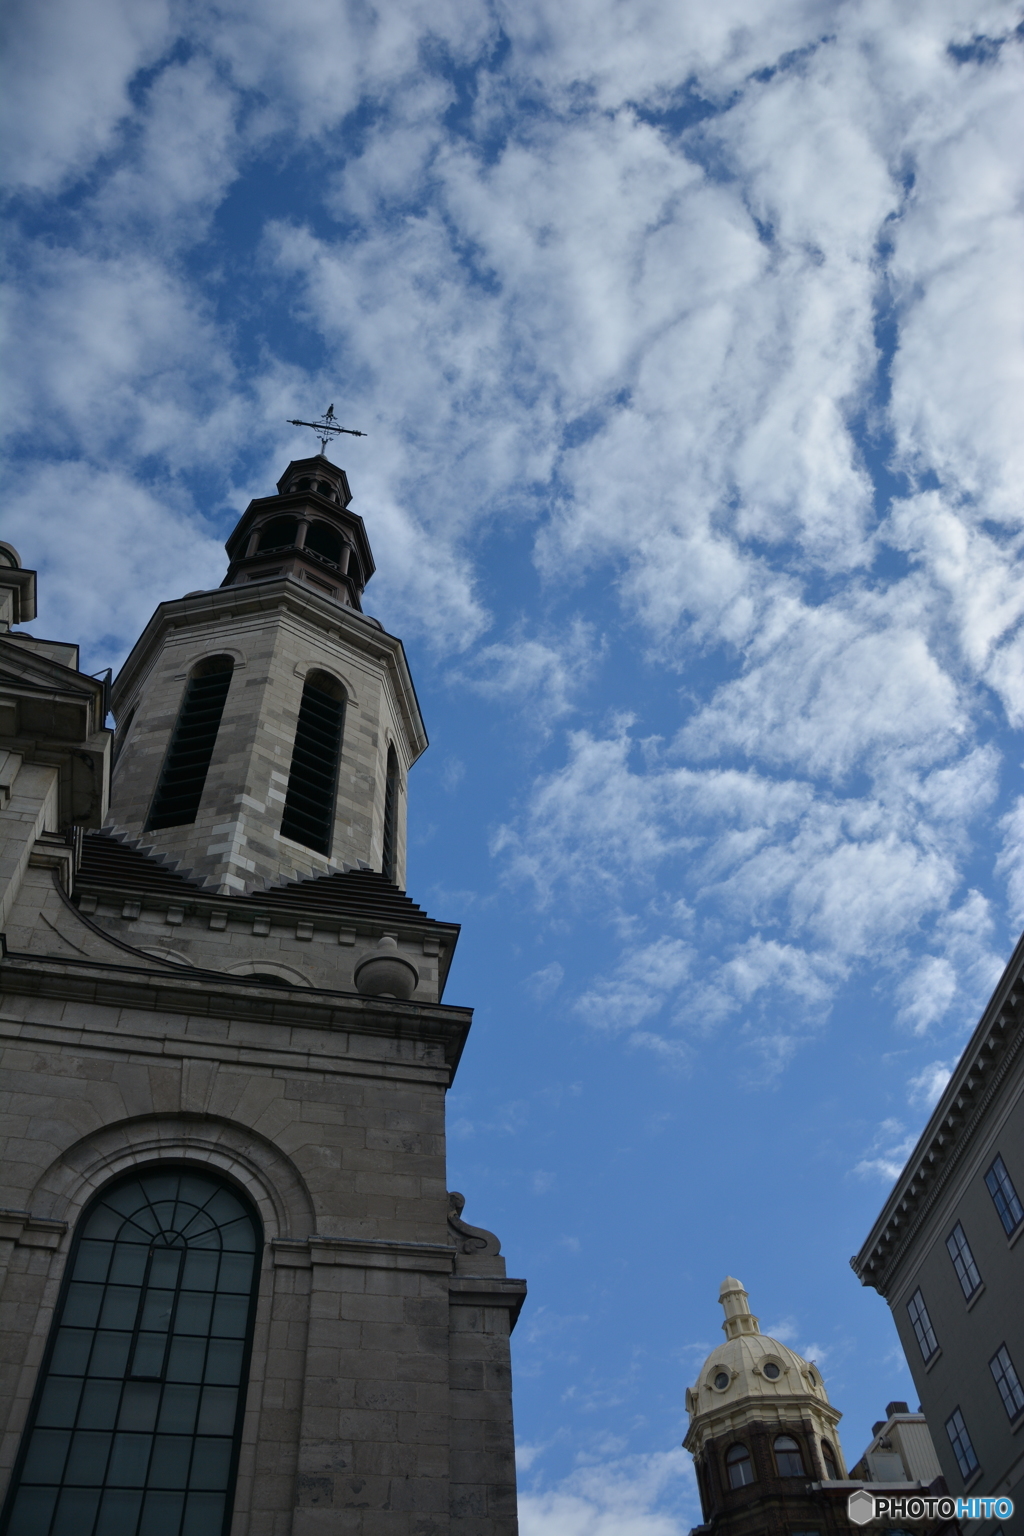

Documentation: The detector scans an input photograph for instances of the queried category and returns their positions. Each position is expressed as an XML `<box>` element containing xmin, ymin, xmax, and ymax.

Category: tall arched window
<box><xmin>725</xmin><ymin>1443</ymin><xmax>755</xmax><ymax>1489</ymax></box>
<box><xmin>774</xmin><ymin>1434</ymin><xmax>806</xmax><ymax>1477</ymax></box>
<box><xmin>280</xmin><ymin>671</ymin><xmax>345</xmax><ymax>856</ymax></box>
<box><xmin>145</xmin><ymin>657</ymin><xmax>234</xmax><ymax>832</ymax></box>
<box><xmin>381</xmin><ymin>746</ymin><xmax>399</xmax><ymax>884</ymax></box>
<box><xmin>821</xmin><ymin>1439</ymin><xmax>840</xmax><ymax>1479</ymax></box>
<box><xmin>257</xmin><ymin>517</ymin><xmax>299</xmax><ymax>551</ymax></box>
<box><xmin>1</xmin><ymin>1167</ymin><xmax>261</xmax><ymax>1536</ymax></box>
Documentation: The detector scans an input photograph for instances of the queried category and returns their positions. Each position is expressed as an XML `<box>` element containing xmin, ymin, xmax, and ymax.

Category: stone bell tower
<box><xmin>0</xmin><ymin>454</ymin><xmax>526</xmax><ymax>1536</ymax></box>
<box><xmin>109</xmin><ymin>453</ymin><xmax>418</xmax><ymax>894</ymax></box>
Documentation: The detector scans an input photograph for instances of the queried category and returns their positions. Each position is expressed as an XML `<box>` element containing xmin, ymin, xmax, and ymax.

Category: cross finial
<box><xmin>287</xmin><ymin>406</ymin><xmax>366</xmax><ymax>457</ymax></box>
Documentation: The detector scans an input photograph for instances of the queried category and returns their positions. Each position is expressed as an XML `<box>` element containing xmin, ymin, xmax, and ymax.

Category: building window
<box><xmin>0</xmin><ymin>1166</ymin><xmax>261</xmax><ymax>1536</ymax></box>
<box><xmin>945</xmin><ymin>1222</ymin><xmax>982</xmax><ymax>1299</ymax></box>
<box><xmin>990</xmin><ymin>1345</ymin><xmax>1024</xmax><ymax>1421</ymax></box>
<box><xmin>381</xmin><ymin>746</ymin><xmax>399</xmax><ymax>884</ymax></box>
<box><xmin>945</xmin><ymin>1407</ymin><xmax>979</xmax><ymax>1481</ymax></box>
<box><xmin>773</xmin><ymin>1435</ymin><xmax>806</xmax><ymax>1477</ymax></box>
<box><xmin>906</xmin><ymin>1288</ymin><xmax>939</xmax><ymax>1361</ymax></box>
<box><xmin>821</xmin><ymin>1440</ymin><xmax>840</xmax><ymax>1479</ymax></box>
<box><xmin>303</xmin><ymin>523</ymin><xmax>342</xmax><ymax>567</ymax></box>
<box><xmin>725</xmin><ymin>1443</ymin><xmax>755</xmax><ymax>1489</ymax></box>
<box><xmin>145</xmin><ymin>658</ymin><xmax>234</xmax><ymax>832</ymax></box>
<box><xmin>280</xmin><ymin>672</ymin><xmax>345</xmax><ymax>856</ymax></box>
<box><xmin>985</xmin><ymin>1155</ymin><xmax>1024</xmax><ymax>1236</ymax></box>
<box><xmin>257</xmin><ymin>516</ymin><xmax>299</xmax><ymax>551</ymax></box>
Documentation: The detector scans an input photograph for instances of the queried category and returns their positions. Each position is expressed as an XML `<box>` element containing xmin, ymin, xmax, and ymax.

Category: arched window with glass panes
<box><xmin>0</xmin><ymin>1167</ymin><xmax>261</xmax><ymax>1536</ymax></box>
<box><xmin>773</xmin><ymin>1434</ymin><xmax>806</xmax><ymax>1477</ymax></box>
<box><xmin>725</xmin><ymin>1442</ymin><xmax>755</xmax><ymax>1488</ymax></box>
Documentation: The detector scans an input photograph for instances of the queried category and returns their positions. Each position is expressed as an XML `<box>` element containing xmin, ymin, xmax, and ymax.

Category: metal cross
<box><xmin>287</xmin><ymin>404</ymin><xmax>367</xmax><ymax>456</ymax></box>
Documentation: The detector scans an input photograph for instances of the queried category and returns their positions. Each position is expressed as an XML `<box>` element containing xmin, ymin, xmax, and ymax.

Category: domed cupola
<box><xmin>222</xmin><ymin>454</ymin><xmax>375</xmax><ymax>609</ymax></box>
<box><xmin>683</xmin><ymin>1278</ymin><xmax>849</xmax><ymax>1534</ymax></box>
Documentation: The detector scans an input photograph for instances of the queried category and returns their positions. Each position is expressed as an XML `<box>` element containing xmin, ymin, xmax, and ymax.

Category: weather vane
<box><xmin>286</xmin><ymin>404</ymin><xmax>366</xmax><ymax>456</ymax></box>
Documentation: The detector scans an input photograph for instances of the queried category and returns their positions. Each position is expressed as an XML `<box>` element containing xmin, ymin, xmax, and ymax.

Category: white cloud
<box><xmin>3</xmin><ymin>462</ymin><xmax>226</xmax><ymax>671</ymax></box>
<box><xmin>527</xmin><ymin>962</ymin><xmax>565</xmax><ymax>1002</ymax></box>
<box><xmin>454</xmin><ymin>618</ymin><xmax>604</xmax><ymax>731</ymax></box>
<box><xmin>0</xmin><ymin>0</ymin><xmax>173</xmax><ymax>192</ymax></box>
<box><xmin>519</xmin><ymin>1448</ymin><xmax>695</xmax><ymax>1536</ymax></box>
<box><xmin>853</xmin><ymin>1118</ymin><xmax>919</xmax><ymax>1183</ymax></box>
<box><xmin>895</xmin><ymin>956</ymin><xmax>959</xmax><ymax>1035</ymax></box>
<box><xmin>996</xmin><ymin>797</ymin><xmax>1024</xmax><ymax>923</ymax></box>
<box><xmin>908</xmin><ymin>1059</ymin><xmax>955</xmax><ymax>1110</ymax></box>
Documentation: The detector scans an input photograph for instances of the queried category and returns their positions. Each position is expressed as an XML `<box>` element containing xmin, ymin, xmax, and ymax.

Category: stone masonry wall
<box><xmin>0</xmin><ymin>861</ymin><xmax>522</xmax><ymax>1535</ymax></box>
<box><xmin>109</xmin><ymin>585</ymin><xmax>413</xmax><ymax>893</ymax></box>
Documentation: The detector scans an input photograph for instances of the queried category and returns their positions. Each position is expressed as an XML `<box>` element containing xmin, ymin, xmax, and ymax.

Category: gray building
<box><xmin>852</xmin><ymin>934</ymin><xmax>1024</xmax><ymax>1531</ymax></box>
<box><xmin>0</xmin><ymin>456</ymin><xmax>526</xmax><ymax>1536</ymax></box>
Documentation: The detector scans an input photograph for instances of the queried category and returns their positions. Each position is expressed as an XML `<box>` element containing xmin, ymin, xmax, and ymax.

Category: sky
<box><xmin>2</xmin><ymin>0</ymin><xmax>1024</xmax><ymax>1529</ymax></box>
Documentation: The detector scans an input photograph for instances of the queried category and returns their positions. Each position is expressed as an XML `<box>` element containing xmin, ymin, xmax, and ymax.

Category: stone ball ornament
<box><xmin>354</xmin><ymin>934</ymin><xmax>419</xmax><ymax>999</ymax></box>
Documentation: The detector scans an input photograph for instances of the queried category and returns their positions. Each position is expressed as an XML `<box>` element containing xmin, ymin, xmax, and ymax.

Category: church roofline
<box><xmin>0</xmin><ymin>940</ymin><xmax>474</xmax><ymax>1076</ymax></box>
<box><xmin>852</xmin><ymin>924</ymin><xmax>1024</xmax><ymax>1295</ymax></box>
<box><xmin>110</xmin><ymin>577</ymin><xmax>429</xmax><ymax>764</ymax></box>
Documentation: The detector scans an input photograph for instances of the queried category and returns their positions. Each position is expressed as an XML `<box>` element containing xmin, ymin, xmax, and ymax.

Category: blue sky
<box><xmin>3</xmin><ymin>0</ymin><xmax>1024</xmax><ymax>1528</ymax></box>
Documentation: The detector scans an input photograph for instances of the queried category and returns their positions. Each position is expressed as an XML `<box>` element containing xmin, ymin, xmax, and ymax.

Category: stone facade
<box><xmin>0</xmin><ymin>467</ymin><xmax>526</xmax><ymax>1536</ymax></box>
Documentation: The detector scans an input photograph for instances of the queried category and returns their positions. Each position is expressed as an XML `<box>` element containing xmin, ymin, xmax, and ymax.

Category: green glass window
<box><xmin>0</xmin><ymin>1168</ymin><xmax>261</xmax><ymax>1536</ymax></box>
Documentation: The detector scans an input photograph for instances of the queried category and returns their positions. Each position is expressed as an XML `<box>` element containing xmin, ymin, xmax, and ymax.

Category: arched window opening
<box><xmin>145</xmin><ymin>658</ymin><xmax>233</xmax><ymax>832</ymax></box>
<box><xmin>725</xmin><ymin>1444</ymin><xmax>754</xmax><ymax>1490</ymax></box>
<box><xmin>257</xmin><ymin>517</ymin><xmax>299</xmax><ymax>552</ymax></box>
<box><xmin>774</xmin><ymin>1435</ymin><xmax>806</xmax><ymax>1477</ymax></box>
<box><xmin>314</xmin><ymin>481</ymin><xmax>335</xmax><ymax>500</ymax></box>
<box><xmin>303</xmin><ymin>523</ymin><xmax>342</xmax><ymax>567</ymax></box>
<box><xmin>821</xmin><ymin>1440</ymin><xmax>840</xmax><ymax>1479</ymax></box>
<box><xmin>280</xmin><ymin>672</ymin><xmax>345</xmax><ymax>856</ymax></box>
<box><xmin>381</xmin><ymin>747</ymin><xmax>400</xmax><ymax>884</ymax></box>
<box><xmin>1</xmin><ymin>1167</ymin><xmax>261</xmax><ymax>1536</ymax></box>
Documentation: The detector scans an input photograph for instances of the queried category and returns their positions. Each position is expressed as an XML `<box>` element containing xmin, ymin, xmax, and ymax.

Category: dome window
<box><xmin>713</xmin><ymin>1371</ymin><xmax>729</xmax><ymax>1390</ymax></box>
<box><xmin>725</xmin><ymin>1444</ymin><xmax>755</xmax><ymax>1489</ymax></box>
<box><xmin>763</xmin><ymin>1361</ymin><xmax>781</xmax><ymax>1379</ymax></box>
<box><xmin>773</xmin><ymin>1435</ymin><xmax>806</xmax><ymax>1477</ymax></box>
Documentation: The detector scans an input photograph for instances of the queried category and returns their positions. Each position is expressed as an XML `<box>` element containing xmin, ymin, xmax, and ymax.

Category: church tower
<box><xmin>0</xmin><ymin>455</ymin><xmax>526</xmax><ymax>1536</ymax></box>
<box><xmin>684</xmin><ymin>1278</ymin><xmax>852</xmax><ymax>1536</ymax></box>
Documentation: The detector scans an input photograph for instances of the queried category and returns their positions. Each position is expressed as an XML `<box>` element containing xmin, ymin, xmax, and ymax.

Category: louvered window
<box><xmin>382</xmin><ymin>747</ymin><xmax>399</xmax><ymax>884</ymax></box>
<box><xmin>145</xmin><ymin>660</ymin><xmax>233</xmax><ymax>832</ymax></box>
<box><xmin>280</xmin><ymin>673</ymin><xmax>345</xmax><ymax>856</ymax></box>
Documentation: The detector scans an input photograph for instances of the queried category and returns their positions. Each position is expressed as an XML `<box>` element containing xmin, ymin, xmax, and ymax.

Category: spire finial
<box><xmin>719</xmin><ymin>1276</ymin><xmax>761</xmax><ymax>1339</ymax></box>
<box><xmin>287</xmin><ymin>405</ymin><xmax>366</xmax><ymax>457</ymax></box>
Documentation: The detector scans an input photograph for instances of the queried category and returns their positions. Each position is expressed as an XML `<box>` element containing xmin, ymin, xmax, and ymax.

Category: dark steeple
<box><xmin>222</xmin><ymin>454</ymin><xmax>376</xmax><ymax>609</ymax></box>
